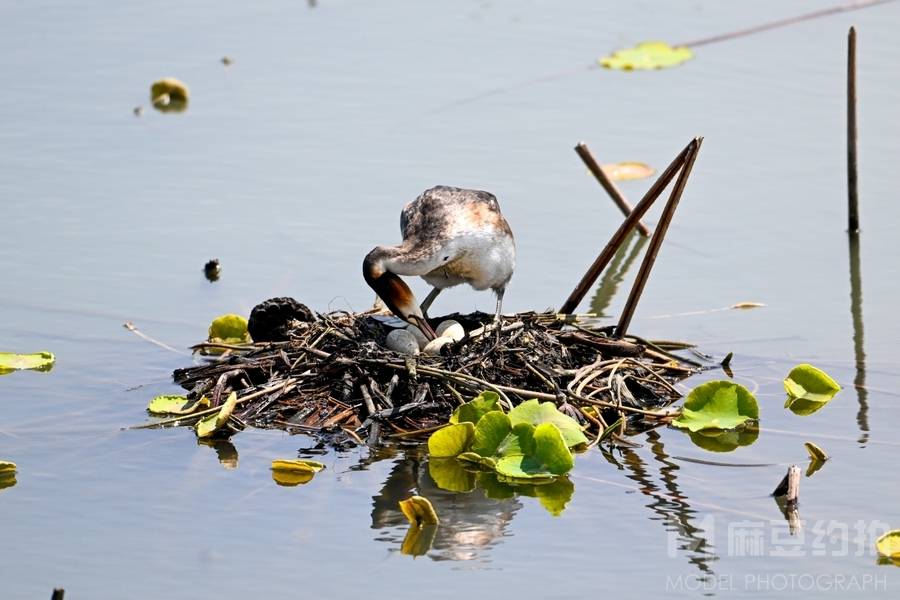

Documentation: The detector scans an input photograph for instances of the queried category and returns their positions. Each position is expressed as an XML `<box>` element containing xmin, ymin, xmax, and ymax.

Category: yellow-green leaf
<box><xmin>270</xmin><ymin>459</ymin><xmax>324</xmax><ymax>485</ymax></box>
<box><xmin>398</xmin><ymin>495</ymin><xmax>440</xmax><ymax>526</ymax></box>
<box><xmin>600</xmin><ymin>41</ymin><xmax>693</xmax><ymax>71</ymax></box>
<box><xmin>428</xmin><ymin>457</ymin><xmax>476</xmax><ymax>493</ymax></box>
<box><xmin>196</xmin><ymin>392</ymin><xmax>238</xmax><ymax>438</ymax></box>
<box><xmin>427</xmin><ymin>422</ymin><xmax>475</xmax><ymax>457</ymax></box>
<box><xmin>449</xmin><ymin>391</ymin><xmax>501</xmax><ymax>424</ymax></box>
<box><xmin>147</xmin><ymin>394</ymin><xmax>209</xmax><ymax>415</ymax></box>
<box><xmin>804</xmin><ymin>442</ymin><xmax>828</xmax><ymax>462</ymax></box>
<box><xmin>271</xmin><ymin>459</ymin><xmax>325</xmax><ymax>473</ymax></box>
<box><xmin>208</xmin><ymin>314</ymin><xmax>251</xmax><ymax>344</ymax></box>
<box><xmin>0</xmin><ymin>461</ymin><xmax>16</xmax><ymax>474</ymax></box>
<box><xmin>602</xmin><ymin>162</ymin><xmax>655</xmax><ymax>181</ymax></box>
<box><xmin>876</xmin><ymin>530</ymin><xmax>900</xmax><ymax>558</ymax></box>
<box><xmin>0</xmin><ymin>351</ymin><xmax>55</xmax><ymax>375</ymax></box>
<box><xmin>784</xmin><ymin>364</ymin><xmax>841</xmax><ymax>404</ymax></box>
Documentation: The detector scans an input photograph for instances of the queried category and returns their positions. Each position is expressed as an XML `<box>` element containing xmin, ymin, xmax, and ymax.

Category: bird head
<box><xmin>364</xmin><ymin>248</ymin><xmax>436</xmax><ymax>339</ymax></box>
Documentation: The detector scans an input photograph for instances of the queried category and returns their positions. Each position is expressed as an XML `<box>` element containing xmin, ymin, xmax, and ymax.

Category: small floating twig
<box><xmin>123</xmin><ymin>321</ymin><xmax>188</xmax><ymax>355</ymax></box>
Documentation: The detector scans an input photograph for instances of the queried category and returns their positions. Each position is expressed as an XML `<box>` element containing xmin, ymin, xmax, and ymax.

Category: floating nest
<box><xmin>167</xmin><ymin>300</ymin><xmax>704</xmax><ymax>448</ymax></box>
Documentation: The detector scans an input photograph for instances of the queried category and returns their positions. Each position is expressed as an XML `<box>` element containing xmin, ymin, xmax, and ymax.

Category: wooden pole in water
<box><xmin>574</xmin><ymin>143</ymin><xmax>652</xmax><ymax>237</ymax></box>
<box><xmin>615</xmin><ymin>138</ymin><xmax>703</xmax><ymax>337</ymax></box>
<box><xmin>51</xmin><ymin>590</ymin><xmax>65</xmax><ymax>600</ymax></box>
<box><xmin>559</xmin><ymin>139</ymin><xmax>694</xmax><ymax>314</ymax></box>
<box><xmin>847</xmin><ymin>26</ymin><xmax>860</xmax><ymax>233</ymax></box>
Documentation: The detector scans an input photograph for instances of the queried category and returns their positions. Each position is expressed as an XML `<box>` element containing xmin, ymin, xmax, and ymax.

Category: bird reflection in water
<box><xmin>370</xmin><ymin>449</ymin><xmax>521</xmax><ymax>562</ymax></box>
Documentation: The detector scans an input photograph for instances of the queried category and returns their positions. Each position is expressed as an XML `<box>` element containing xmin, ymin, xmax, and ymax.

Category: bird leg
<box><xmin>419</xmin><ymin>287</ymin><xmax>441</xmax><ymax>319</ymax></box>
<box><xmin>493</xmin><ymin>287</ymin><xmax>505</xmax><ymax>346</ymax></box>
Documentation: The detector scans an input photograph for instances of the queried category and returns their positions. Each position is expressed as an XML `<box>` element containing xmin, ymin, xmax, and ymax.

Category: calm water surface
<box><xmin>2</xmin><ymin>1</ymin><xmax>900</xmax><ymax>597</ymax></box>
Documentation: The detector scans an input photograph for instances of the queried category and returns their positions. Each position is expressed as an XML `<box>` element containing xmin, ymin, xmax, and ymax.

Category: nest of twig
<box><xmin>164</xmin><ymin>307</ymin><xmax>703</xmax><ymax>449</ymax></box>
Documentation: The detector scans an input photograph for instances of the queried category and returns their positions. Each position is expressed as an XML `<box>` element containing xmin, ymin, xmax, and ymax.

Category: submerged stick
<box><xmin>616</xmin><ymin>138</ymin><xmax>703</xmax><ymax>337</ymax></box>
<box><xmin>559</xmin><ymin>139</ymin><xmax>694</xmax><ymax>314</ymax></box>
<box><xmin>847</xmin><ymin>26</ymin><xmax>860</xmax><ymax>233</ymax></box>
<box><xmin>773</xmin><ymin>464</ymin><xmax>801</xmax><ymax>504</ymax></box>
<box><xmin>575</xmin><ymin>142</ymin><xmax>651</xmax><ymax>237</ymax></box>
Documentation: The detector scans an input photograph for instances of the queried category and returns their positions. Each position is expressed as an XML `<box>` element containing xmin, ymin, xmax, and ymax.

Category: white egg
<box><xmin>435</xmin><ymin>320</ymin><xmax>465</xmax><ymax>342</ymax></box>
<box><xmin>385</xmin><ymin>329</ymin><xmax>419</xmax><ymax>356</ymax></box>
<box><xmin>423</xmin><ymin>336</ymin><xmax>454</xmax><ymax>356</ymax></box>
<box><xmin>405</xmin><ymin>324</ymin><xmax>429</xmax><ymax>350</ymax></box>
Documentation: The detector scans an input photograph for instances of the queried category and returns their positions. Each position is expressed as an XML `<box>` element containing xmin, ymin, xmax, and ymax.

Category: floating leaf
<box><xmin>602</xmin><ymin>162</ymin><xmax>655</xmax><ymax>181</ymax></box>
<box><xmin>449</xmin><ymin>391</ymin><xmax>501</xmax><ymax>424</ymax></box>
<box><xmin>672</xmin><ymin>381</ymin><xmax>759</xmax><ymax>432</ymax></box>
<box><xmin>784</xmin><ymin>364</ymin><xmax>841</xmax><ymax>404</ymax></box>
<box><xmin>428</xmin><ymin>458</ymin><xmax>476</xmax><ymax>493</ymax></box>
<box><xmin>687</xmin><ymin>427</ymin><xmax>759</xmax><ymax>453</ymax></box>
<box><xmin>195</xmin><ymin>392</ymin><xmax>238</xmax><ymax>438</ymax></box>
<box><xmin>804</xmin><ymin>442</ymin><xmax>829</xmax><ymax>477</ymax></box>
<box><xmin>0</xmin><ymin>351</ymin><xmax>55</xmax><ymax>375</ymax></box>
<box><xmin>508</xmin><ymin>399</ymin><xmax>589</xmax><ymax>448</ymax></box>
<box><xmin>470</xmin><ymin>411</ymin><xmax>512</xmax><ymax>457</ymax></box>
<box><xmin>271</xmin><ymin>459</ymin><xmax>324</xmax><ymax>485</ymax></box>
<box><xmin>495</xmin><ymin>423</ymin><xmax>573</xmax><ymax>480</ymax></box>
<box><xmin>208</xmin><ymin>314</ymin><xmax>251</xmax><ymax>344</ymax></box>
<box><xmin>876</xmin><ymin>531</ymin><xmax>900</xmax><ymax>559</ymax></box>
<box><xmin>147</xmin><ymin>394</ymin><xmax>208</xmax><ymax>415</ymax></box>
<box><xmin>427</xmin><ymin>422</ymin><xmax>475</xmax><ymax>458</ymax></box>
<box><xmin>804</xmin><ymin>442</ymin><xmax>828</xmax><ymax>462</ymax></box>
<box><xmin>731</xmin><ymin>302</ymin><xmax>766</xmax><ymax>310</ymax></box>
<box><xmin>398</xmin><ymin>495</ymin><xmax>440</xmax><ymax>527</ymax></box>
<box><xmin>0</xmin><ymin>461</ymin><xmax>16</xmax><ymax>491</ymax></box>
<box><xmin>150</xmin><ymin>77</ymin><xmax>189</xmax><ymax>113</ymax></box>
<box><xmin>198</xmin><ymin>439</ymin><xmax>238</xmax><ymax>470</ymax></box>
<box><xmin>271</xmin><ymin>459</ymin><xmax>325</xmax><ymax>472</ymax></box>
<box><xmin>600</xmin><ymin>41</ymin><xmax>693</xmax><ymax>71</ymax></box>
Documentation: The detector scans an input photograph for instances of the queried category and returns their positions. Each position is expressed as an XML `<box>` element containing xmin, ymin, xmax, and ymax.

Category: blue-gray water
<box><xmin>2</xmin><ymin>1</ymin><xmax>900</xmax><ymax>597</ymax></box>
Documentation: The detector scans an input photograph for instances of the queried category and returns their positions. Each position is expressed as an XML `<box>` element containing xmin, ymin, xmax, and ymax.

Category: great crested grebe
<box><xmin>363</xmin><ymin>185</ymin><xmax>516</xmax><ymax>337</ymax></box>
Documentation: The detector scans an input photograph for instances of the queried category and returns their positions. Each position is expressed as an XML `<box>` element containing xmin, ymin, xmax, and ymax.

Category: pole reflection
<box><xmin>589</xmin><ymin>230</ymin><xmax>647</xmax><ymax>318</ymax></box>
<box><xmin>848</xmin><ymin>232</ymin><xmax>869</xmax><ymax>446</ymax></box>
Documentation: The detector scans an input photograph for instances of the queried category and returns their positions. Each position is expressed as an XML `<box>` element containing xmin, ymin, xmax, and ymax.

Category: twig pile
<box><xmin>164</xmin><ymin>310</ymin><xmax>702</xmax><ymax>448</ymax></box>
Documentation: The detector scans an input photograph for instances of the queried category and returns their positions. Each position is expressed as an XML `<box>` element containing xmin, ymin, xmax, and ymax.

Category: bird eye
<box><xmin>443</xmin><ymin>256</ymin><xmax>449</xmax><ymax>261</ymax></box>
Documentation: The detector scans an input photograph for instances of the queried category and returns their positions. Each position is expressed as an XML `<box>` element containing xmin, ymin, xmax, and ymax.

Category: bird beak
<box><xmin>370</xmin><ymin>271</ymin><xmax>436</xmax><ymax>339</ymax></box>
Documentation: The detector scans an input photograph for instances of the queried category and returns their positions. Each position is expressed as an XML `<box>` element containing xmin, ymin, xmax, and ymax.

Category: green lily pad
<box><xmin>457</xmin><ymin>452</ymin><xmax>497</xmax><ymax>469</ymax></box>
<box><xmin>784</xmin><ymin>397</ymin><xmax>828</xmax><ymax>416</ymax></box>
<box><xmin>533</xmin><ymin>476</ymin><xmax>575</xmax><ymax>516</ymax></box>
<box><xmin>687</xmin><ymin>427</ymin><xmax>759</xmax><ymax>453</ymax></box>
<box><xmin>0</xmin><ymin>351</ymin><xmax>55</xmax><ymax>375</ymax></box>
<box><xmin>471</xmin><ymin>410</ymin><xmax>513</xmax><ymax>457</ymax></box>
<box><xmin>672</xmin><ymin>381</ymin><xmax>759</xmax><ymax>432</ymax></box>
<box><xmin>600</xmin><ymin>41</ymin><xmax>693</xmax><ymax>71</ymax></box>
<box><xmin>208</xmin><ymin>314</ymin><xmax>251</xmax><ymax>344</ymax></box>
<box><xmin>0</xmin><ymin>461</ymin><xmax>16</xmax><ymax>474</ymax></box>
<box><xmin>427</xmin><ymin>422</ymin><xmax>475</xmax><ymax>458</ymax></box>
<box><xmin>508</xmin><ymin>399</ymin><xmax>589</xmax><ymax>448</ymax></box>
<box><xmin>495</xmin><ymin>423</ymin><xmax>574</xmax><ymax>480</ymax></box>
<box><xmin>428</xmin><ymin>457</ymin><xmax>476</xmax><ymax>493</ymax></box>
<box><xmin>449</xmin><ymin>391</ymin><xmax>501</xmax><ymax>424</ymax></box>
<box><xmin>784</xmin><ymin>364</ymin><xmax>841</xmax><ymax>404</ymax></box>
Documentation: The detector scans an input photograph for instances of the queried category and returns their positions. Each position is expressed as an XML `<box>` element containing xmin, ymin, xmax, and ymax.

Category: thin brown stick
<box><xmin>575</xmin><ymin>142</ymin><xmax>651</xmax><ymax>237</ymax></box>
<box><xmin>559</xmin><ymin>139</ymin><xmax>694</xmax><ymax>314</ymax></box>
<box><xmin>123</xmin><ymin>321</ymin><xmax>188</xmax><ymax>355</ymax></box>
<box><xmin>678</xmin><ymin>0</ymin><xmax>895</xmax><ymax>48</ymax></box>
<box><xmin>847</xmin><ymin>26</ymin><xmax>860</xmax><ymax>233</ymax></box>
<box><xmin>616</xmin><ymin>138</ymin><xmax>703</xmax><ymax>337</ymax></box>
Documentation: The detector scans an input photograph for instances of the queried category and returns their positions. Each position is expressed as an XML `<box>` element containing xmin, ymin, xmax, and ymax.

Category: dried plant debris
<box><xmin>149</xmin><ymin>300</ymin><xmax>701</xmax><ymax>449</ymax></box>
